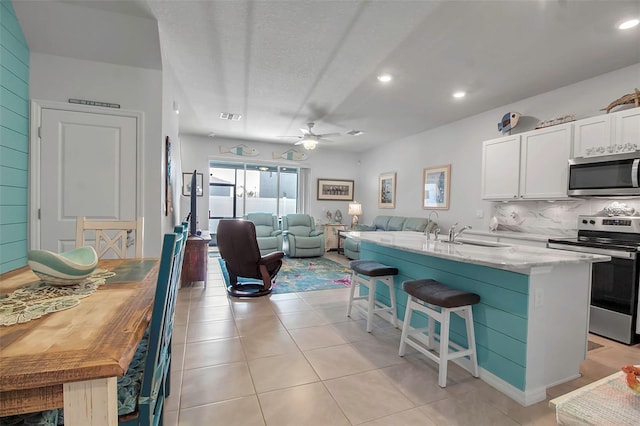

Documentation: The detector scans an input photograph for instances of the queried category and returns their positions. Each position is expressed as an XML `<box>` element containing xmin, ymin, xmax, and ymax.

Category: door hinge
<box><xmin>38</xmin><ymin>208</ymin><xmax>41</xmax><ymax>219</ymax></box>
<box><xmin>37</xmin><ymin>127</ymin><xmax>41</xmax><ymax>138</ymax></box>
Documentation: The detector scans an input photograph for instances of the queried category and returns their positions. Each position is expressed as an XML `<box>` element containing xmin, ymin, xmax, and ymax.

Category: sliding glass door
<box><xmin>208</xmin><ymin>161</ymin><xmax>298</xmax><ymax>238</ymax></box>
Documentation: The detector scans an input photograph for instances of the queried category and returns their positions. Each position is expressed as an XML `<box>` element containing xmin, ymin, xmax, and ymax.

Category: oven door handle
<box><xmin>633</xmin><ymin>159</ymin><xmax>640</xmax><ymax>188</ymax></box>
<box><xmin>548</xmin><ymin>242</ymin><xmax>637</xmax><ymax>259</ymax></box>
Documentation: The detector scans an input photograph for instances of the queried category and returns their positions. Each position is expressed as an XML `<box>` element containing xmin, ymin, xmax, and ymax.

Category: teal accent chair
<box><xmin>245</xmin><ymin>213</ymin><xmax>283</xmax><ymax>256</ymax></box>
<box><xmin>0</xmin><ymin>226</ymin><xmax>186</xmax><ymax>426</ymax></box>
<box><xmin>281</xmin><ymin>214</ymin><xmax>324</xmax><ymax>257</ymax></box>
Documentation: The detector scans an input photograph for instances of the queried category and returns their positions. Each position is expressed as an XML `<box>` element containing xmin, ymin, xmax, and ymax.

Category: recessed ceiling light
<box><xmin>618</xmin><ymin>18</ymin><xmax>639</xmax><ymax>30</ymax></box>
<box><xmin>377</xmin><ymin>74</ymin><xmax>392</xmax><ymax>83</ymax></box>
<box><xmin>452</xmin><ymin>91</ymin><xmax>466</xmax><ymax>99</ymax></box>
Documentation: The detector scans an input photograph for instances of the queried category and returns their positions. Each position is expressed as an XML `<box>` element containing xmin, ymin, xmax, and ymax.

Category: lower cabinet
<box><xmin>324</xmin><ymin>224</ymin><xmax>347</xmax><ymax>251</ymax></box>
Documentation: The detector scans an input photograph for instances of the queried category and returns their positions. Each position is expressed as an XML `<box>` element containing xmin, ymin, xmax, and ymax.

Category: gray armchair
<box><xmin>245</xmin><ymin>213</ymin><xmax>283</xmax><ymax>256</ymax></box>
<box><xmin>281</xmin><ymin>214</ymin><xmax>324</xmax><ymax>257</ymax></box>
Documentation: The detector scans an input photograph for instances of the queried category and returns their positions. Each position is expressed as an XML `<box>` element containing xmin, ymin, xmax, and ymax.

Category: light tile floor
<box><xmin>164</xmin><ymin>252</ymin><xmax>640</xmax><ymax>425</ymax></box>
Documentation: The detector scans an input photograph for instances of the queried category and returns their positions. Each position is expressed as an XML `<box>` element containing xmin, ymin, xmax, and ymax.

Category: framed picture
<box><xmin>378</xmin><ymin>172</ymin><xmax>396</xmax><ymax>208</ymax></box>
<box><xmin>317</xmin><ymin>179</ymin><xmax>354</xmax><ymax>201</ymax></box>
<box><xmin>182</xmin><ymin>172</ymin><xmax>204</xmax><ymax>197</ymax></box>
<box><xmin>164</xmin><ymin>136</ymin><xmax>173</xmax><ymax>216</ymax></box>
<box><xmin>422</xmin><ymin>164</ymin><xmax>451</xmax><ymax>209</ymax></box>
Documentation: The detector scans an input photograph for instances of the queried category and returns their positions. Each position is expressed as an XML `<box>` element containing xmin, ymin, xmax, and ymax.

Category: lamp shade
<box><xmin>348</xmin><ymin>202</ymin><xmax>362</xmax><ymax>216</ymax></box>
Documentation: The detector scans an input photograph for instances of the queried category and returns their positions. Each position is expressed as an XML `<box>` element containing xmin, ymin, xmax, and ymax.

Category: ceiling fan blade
<box><xmin>300</xmin><ymin>128</ymin><xmax>311</xmax><ymax>135</ymax></box>
<box><xmin>277</xmin><ymin>135</ymin><xmax>302</xmax><ymax>139</ymax></box>
<box><xmin>316</xmin><ymin>132</ymin><xmax>341</xmax><ymax>138</ymax></box>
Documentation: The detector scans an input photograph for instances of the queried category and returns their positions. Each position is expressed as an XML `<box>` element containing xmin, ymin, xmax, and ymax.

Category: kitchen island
<box><xmin>345</xmin><ymin>231</ymin><xmax>609</xmax><ymax>406</ymax></box>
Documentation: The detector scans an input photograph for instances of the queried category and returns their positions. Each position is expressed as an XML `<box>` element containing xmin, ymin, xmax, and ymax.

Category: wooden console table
<box><xmin>181</xmin><ymin>231</ymin><xmax>211</xmax><ymax>285</ymax></box>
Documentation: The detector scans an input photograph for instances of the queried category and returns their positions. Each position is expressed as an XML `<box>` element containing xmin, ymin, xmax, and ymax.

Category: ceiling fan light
<box><xmin>302</xmin><ymin>139</ymin><xmax>318</xmax><ymax>150</ymax></box>
<box><xmin>618</xmin><ymin>18</ymin><xmax>639</xmax><ymax>30</ymax></box>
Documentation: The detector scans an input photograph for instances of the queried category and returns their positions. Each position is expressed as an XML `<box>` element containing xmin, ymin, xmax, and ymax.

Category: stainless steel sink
<box><xmin>441</xmin><ymin>239</ymin><xmax>507</xmax><ymax>248</ymax></box>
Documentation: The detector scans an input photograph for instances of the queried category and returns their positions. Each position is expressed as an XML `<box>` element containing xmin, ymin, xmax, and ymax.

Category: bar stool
<box><xmin>347</xmin><ymin>260</ymin><xmax>398</xmax><ymax>332</ymax></box>
<box><xmin>399</xmin><ymin>279</ymin><xmax>480</xmax><ymax>387</ymax></box>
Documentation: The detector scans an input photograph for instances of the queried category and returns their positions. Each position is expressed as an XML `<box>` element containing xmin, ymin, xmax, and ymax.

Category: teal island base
<box><xmin>359</xmin><ymin>240</ymin><xmax>594</xmax><ymax>406</ymax></box>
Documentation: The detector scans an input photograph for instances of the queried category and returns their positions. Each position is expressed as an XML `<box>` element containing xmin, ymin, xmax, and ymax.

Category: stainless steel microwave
<box><xmin>568</xmin><ymin>152</ymin><xmax>640</xmax><ymax>196</ymax></box>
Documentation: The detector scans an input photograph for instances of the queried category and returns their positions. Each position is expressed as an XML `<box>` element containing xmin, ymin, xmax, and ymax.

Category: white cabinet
<box><xmin>573</xmin><ymin>108</ymin><xmax>640</xmax><ymax>157</ymax></box>
<box><xmin>482</xmin><ymin>123</ymin><xmax>572</xmax><ymax>200</ymax></box>
<box><xmin>614</xmin><ymin>107</ymin><xmax>640</xmax><ymax>150</ymax></box>
<box><xmin>323</xmin><ymin>224</ymin><xmax>347</xmax><ymax>251</ymax></box>
<box><xmin>573</xmin><ymin>115</ymin><xmax>611</xmax><ymax>157</ymax></box>
<box><xmin>520</xmin><ymin>123</ymin><xmax>573</xmax><ymax>199</ymax></box>
<box><xmin>481</xmin><ymin>134</ymin><xmax>521</xmax><ymax>199</ymax></box>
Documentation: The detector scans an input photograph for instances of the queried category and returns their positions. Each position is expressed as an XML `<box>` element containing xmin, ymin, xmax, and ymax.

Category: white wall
<box><xmin>29</xmin><ymin>53</ymin><xmax>164</xmax><ymax>256</ymax></box>
<box><xmin>161</xmin><ymin>61</ymin><xmax>184</xmax><ymax>233</ymax></box>
<box><xmin>358</xmin><ymin>63</ymin><xmax>640</xmax><ymax>230</ymax></box>
<box><xmin>179</xmin><ymin>135</ymin><xmax>361</xmax><ymax>230</ymax></box>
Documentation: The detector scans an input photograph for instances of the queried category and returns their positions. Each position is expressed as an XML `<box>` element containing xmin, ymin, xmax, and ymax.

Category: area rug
<box><xmin>217</xmin><ymin>256</ymin><xmax>351</xmax><ymax>294</ymax></box>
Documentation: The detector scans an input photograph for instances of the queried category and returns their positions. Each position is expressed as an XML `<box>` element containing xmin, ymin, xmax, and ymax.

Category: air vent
<box><xmin>219</xmin><ymin>112</ymin><xmax>242</xmax><ymax>121</ymax></box>
<box><xmin>346</xmin><ymin>130</ymin><xmax>364</xmax><ymax>136</ymax></box>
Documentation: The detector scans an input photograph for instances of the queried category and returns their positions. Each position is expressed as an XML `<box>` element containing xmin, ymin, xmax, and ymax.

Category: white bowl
<box><xmin>28</xmin><ymin>246</ymin><xmax>99</xmax><ymax>286</ymax></box>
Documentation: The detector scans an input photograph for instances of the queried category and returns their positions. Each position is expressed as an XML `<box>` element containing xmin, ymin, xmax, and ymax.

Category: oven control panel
<box><xmin>602</xmin><ymin>218</ymin><xmax>632</xmax><ymax>226</ymax></box>
<box><xmin>578</xmin><ymin>215</ymin><xmax>640</xmax><ymax>233</ymax></box>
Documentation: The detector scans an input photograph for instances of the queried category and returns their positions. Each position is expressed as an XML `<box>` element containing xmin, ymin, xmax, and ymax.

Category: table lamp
<box><xmin>348</xmin><ymin>202</ymin><xmax>362</xmax><ymax>229</ymax></box>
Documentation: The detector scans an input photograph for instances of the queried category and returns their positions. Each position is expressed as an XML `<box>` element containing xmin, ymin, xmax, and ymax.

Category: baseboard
<box><xmin>392</xmin><ymin>315</ymin><xmax>548</xmax><ymax>407</ymax></box>
<box><xmin>479</xmin><ymin>368</ymin><xmax>547</xmax><ymax>406</ymax></box>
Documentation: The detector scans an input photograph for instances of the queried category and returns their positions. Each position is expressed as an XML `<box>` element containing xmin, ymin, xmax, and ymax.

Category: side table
<box><xmin>337</xmin><ymin>229</ymin><xmax>348</xmax><ymax>255</ymax></box>
<box><xmin>181</xmin><ymin>231</ymin><xmax>212</xmax><ymax>286</ymax></box>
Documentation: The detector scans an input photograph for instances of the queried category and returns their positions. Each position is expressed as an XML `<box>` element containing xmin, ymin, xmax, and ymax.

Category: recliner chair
<box><xmin>281</xmin><ymin>214</ymin><xmax>324</xmax><ymax>257</ymax></box>
<box><xmin>217</xmin><ymin>219</ymin><xmax>284</xmax><ymax>297</ymax></box>
<box><xmin>244</xmin><ymin>212</ymin><xmax>283</xmax><ymax>256</ymax></box>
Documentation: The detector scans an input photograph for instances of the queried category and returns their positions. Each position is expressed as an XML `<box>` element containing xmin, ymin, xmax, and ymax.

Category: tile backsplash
<box><xmin>491</xmin><ymin>199</ymin><xmax>640</xmax><ymax>237</ymax></box>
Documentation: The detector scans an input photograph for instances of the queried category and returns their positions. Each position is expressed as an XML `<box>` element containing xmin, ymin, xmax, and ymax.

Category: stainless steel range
<box><xmin>548</xmin><ymin>214</ymin><xmax>640</xmax><ymax>344</ymax></box>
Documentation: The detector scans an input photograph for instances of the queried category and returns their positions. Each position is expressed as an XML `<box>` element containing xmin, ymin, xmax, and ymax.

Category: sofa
<box><xmin>343</xmin><ymin>215</ymin><xmax>434</xmax><ymax>260</ymax></box>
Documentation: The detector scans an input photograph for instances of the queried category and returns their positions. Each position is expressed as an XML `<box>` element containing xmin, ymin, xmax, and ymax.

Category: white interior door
<box><xmin>38</xmin><ymin>108</ymin><xmax>138</xmax><ymax>252</ymax></box>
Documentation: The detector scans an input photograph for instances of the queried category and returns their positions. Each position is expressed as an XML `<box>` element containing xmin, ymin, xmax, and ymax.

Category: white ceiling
<box><xmin>13</xmin><ymin>0</ymin><xmax>640</xmax><ymax>152</ymax></box>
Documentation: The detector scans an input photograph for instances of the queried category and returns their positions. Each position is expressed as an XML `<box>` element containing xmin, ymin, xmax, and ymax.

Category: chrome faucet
<box><xmin>448</xmin><ymin>222</ymin><xmax>472</xmax><ymax>243</ymax></box>
<box><xmin>425</xmin><ymin>210</ymin><xmax>439</xmax><ymax>240</ymax></box>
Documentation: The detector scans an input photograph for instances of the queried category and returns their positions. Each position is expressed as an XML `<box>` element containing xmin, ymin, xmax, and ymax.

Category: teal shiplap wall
<box><xmin>360</xmin><ymin>241</ymin><xmax>530</xmax><ymax>391</ymax></box>
<box><xmin>0</xmin><ymin>0</ymin><xmax>29</xmax><ymax>274</ymax></box>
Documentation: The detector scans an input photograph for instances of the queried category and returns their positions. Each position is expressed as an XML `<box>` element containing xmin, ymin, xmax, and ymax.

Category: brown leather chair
<box><xmin>217</xmin><ymin>219</ymin><xmax>284</xmax><ymax>297</ymax></box>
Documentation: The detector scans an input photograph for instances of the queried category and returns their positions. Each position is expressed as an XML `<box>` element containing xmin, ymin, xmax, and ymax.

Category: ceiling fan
<box><xmin>278</xmin><ymin>122</ymin><xmax>361</xmax><ymax>150</ymax></box>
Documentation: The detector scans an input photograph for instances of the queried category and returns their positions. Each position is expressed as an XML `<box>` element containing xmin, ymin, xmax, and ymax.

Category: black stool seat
<box><xmin>350</xmin><ymin>260</ymin><xmax>398</xmax><ymax>277</ymax></box>
<box><xmin>403</xmin><ymin>279</ymin><xmax>480</xmax><ymax>308</ymax></box>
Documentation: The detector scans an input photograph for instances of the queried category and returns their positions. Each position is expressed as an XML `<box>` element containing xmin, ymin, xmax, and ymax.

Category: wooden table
<box><xmin>0</xmin><ymin>258</ymin><xmax>159</xmax><ymax>425</ymax></box>
<box><xmin>549</xmin><ymin>366</ymin><xmax>640</xmax><ymax>425</ymax></box>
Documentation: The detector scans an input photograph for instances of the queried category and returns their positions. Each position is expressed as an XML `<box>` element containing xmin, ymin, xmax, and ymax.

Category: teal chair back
<box><xmin>120</xmin><ymin>228</ymin><xmax>185</xmax><ymax>425</ymax></box>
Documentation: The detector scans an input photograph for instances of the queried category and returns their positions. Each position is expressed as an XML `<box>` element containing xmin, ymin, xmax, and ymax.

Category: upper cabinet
<box><xmin>482</xmin><ymin>123</ymin><xmax>573</xmax><ymax>200</ymax></box>
<box><xmin>615</xmin><ymin>108</ymin><xmax>640</xmax><ymax>151</ymax></box>
<box><xmin>573</xmin><ymin>108</ymin><xmax>640</xmax><ymax>158</ymax></box>
<box><xmin>481</xmin><ymin>134</ymin><xmax>521</xmax><ymax>199</ymax></box>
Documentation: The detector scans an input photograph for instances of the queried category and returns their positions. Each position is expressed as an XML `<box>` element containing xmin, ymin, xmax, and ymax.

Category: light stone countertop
<box><xmin>463</xmin><ymin>229</ymin><xmax>577</xmax><ymax>242</ymax></box>
<box><xmin>345</xmin><ymin>231</ymin><xmax>609</xmax><ymax>273</ymax></box>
